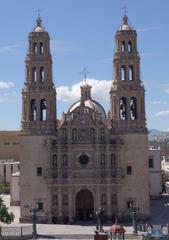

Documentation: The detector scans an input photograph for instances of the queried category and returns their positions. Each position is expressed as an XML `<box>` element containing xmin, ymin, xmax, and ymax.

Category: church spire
<box><xmin>80</xmin><ymin>67</ymin><xmax>92</xmax><ymax>102</ymax></box>
<box><xmin>34</xmin><ymin>15</ymin><xmax>45</xmax><ymax>32</ymax></box>
<box><xmin>109</xmin><ymin>15</ymin><xmax>146</xmax><ymax>132</ymax></box>
<box><xmin>36</xmin><ymin>16</ymin><xmax>42</xmax><ymax>27</ymax></box>
<box><xmin>21</xmin><ymin>18</ymin><xmax>56</xmax><ymax>134</ymax></box>
<box><xmin>123</xmin><ymin>15</ymin><xmax>128</xmax><ymax>25</ymax></box>
<box><xmin>80</xmin><ymin>83</ymin><xmax>92</xmax><ymax>102</ymax></box>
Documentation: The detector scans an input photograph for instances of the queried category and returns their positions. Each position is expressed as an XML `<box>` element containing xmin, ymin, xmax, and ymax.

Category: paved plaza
<box><xmin>1</xmin><ymin>194</ymin><xmax>169</xmax><ymax>239</ymax></box>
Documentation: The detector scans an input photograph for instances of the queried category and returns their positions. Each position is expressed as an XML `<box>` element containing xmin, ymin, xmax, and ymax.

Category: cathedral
<box><xmin>20</xmin><ymin>15</ymin><xmax>150</xmax><ymax>223</ymax></box>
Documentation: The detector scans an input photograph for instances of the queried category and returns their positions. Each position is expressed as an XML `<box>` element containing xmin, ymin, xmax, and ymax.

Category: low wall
<box><xmin>0</xmin><ymin>225</ymin><xmax>33</xmax><ymax>240</ymax></box>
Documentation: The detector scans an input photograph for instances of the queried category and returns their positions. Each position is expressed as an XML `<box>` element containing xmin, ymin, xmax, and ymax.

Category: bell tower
<box><xmin>21</xmin><ymin>17</ymin><xmax>56</xmax><ymax>134</ymax></box>
<box><xmin>110</xmin><ymin>15</ymin><xmax>146</xmax><ymax>132</ymax></box>
<box><xmin>20</xmin><ymin>17</ymin><xmax>56</xmax><ymax>223</ymax></box>
<box><xmin>109</xmin><ymin>15</ymin><xmax>150</xmax><ymax>218</ymax></box>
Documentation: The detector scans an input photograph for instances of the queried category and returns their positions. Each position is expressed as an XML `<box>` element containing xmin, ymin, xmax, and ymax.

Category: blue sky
<box><xmin>0</xmin><ymin>0</ymin><xmax>169</xmax><ymax>131</ymax></box>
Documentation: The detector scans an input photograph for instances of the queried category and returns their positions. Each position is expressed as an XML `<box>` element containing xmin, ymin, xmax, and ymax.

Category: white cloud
<box><xmin>3</xmin><ymin>91</ymin><xmax>18</xmax><ymax>97</ymax></box>
<box><xmin>0</xmin><ymin>91</ymin><xmax>20</xmax><ymax>104</ymax></box>
<box><xmin>140</xmin><ymin>52</ymin><xmax>167</xmax><ymax>58</ymax></box>
<box><xmin>51</xmin><ymin>40</ymin><xmax>81</xmax><ymax>54</ymax></box>
<box><xmin>0</xmin><ymin>81</ymin><xmax>14</xmax><ymax>89</ymax></box>
<box><xmin>155</xmin><ymin>110</ymin><xmax>169</xmax><ymax>117</ymax></box>
<box><xmin>137</xmin><ymin>26</ymin><xmax>167</xmax><ymax>32</ymax></box>
<box><xmin>56</xmin><ymin>78</ymin><xmax>112</xmax><ymax>103</ymax></box>
<box><xmin>0</xmin><ymin>44</ymin><xmax>20</xmax><ymax>53</ymax></box>
<box><xmin>151</xmin><ymin>101</ymin><xmax>167</xmax><ymax>105</ymax></box>
<box><xmin>97</xmin><ymin>57</ymin><xmax>112</xmax><ymax>64</ymax></box>
<box><xmin>163</xmin><ymin>85</ymin><xmax>169</xmax><ymax>94</ymax></box>
<box><xmin>0</xmin><ymin>99</ymin><xmax>17</xmax><ymax>104</ymax></box>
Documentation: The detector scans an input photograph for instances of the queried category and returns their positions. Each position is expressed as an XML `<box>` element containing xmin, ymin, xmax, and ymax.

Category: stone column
<box><xmin>47</xmin><ymin>188</ymin><xmax>53</xmax><ymax>223</ymax></box>
<box><xmin>96</xmin><ymin>185</ymin><xmax>100</xmax><ymax>212</ymax></box>
<box><xmin>68</xmin><ymin>189</ymin><xmax>73</xmax><ymax>221</ymax></box>
<box><xmin>58</xmin><ymin>188</ymin><xmax>63</xmax><ymax>222</ymax></box>
<box><xmin>117</xmin><ymin>188</ymin><xmax>123</xmax><ymax>220</ymax></box>
<box><xmin>107</xmin><ymin>186</ymin><xmax>111</xmax><ymax>220</ymax></box>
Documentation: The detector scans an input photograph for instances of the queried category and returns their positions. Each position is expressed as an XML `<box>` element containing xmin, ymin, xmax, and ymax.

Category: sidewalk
<box><xmin>1</xmin><ymin>194</ymin><xmax>169</xmax><ymax>239</ymax></box>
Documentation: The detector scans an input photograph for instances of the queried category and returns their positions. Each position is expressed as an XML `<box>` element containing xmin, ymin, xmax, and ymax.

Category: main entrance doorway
<box><xmin>76</xmin><ymin>189</ymin><xmax>94</xmax><ymax>221</ymax></box>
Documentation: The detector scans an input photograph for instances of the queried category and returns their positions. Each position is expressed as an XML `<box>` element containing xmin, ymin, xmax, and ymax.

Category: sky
<box><xmin>0</xmin><ymin>0</ymin><xmax>169</xmax><ymax>131</ymax></box>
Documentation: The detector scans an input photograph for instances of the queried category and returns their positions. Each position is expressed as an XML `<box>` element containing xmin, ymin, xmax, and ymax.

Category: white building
<box><xmin>10</xmin><ymin>172</ymin><xmax>20</xmax><ymax>206</ymax></box>
<box><xmin>148</xmin><ymin>147</ymin><xmax>162</xmax><ymax>198</ymax></box>
<box><xmin>161</xmin><ymin>156</ymin><xmax>169</xmax><ymax>174</ymax></box>
<box><xmin>0</xmin><ymin>160</ymin><xmax>20</xmax><ymax>184</ymax></box>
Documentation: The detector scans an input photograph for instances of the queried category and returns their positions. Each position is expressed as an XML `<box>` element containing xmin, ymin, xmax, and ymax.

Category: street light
<box><xmin>24</xmin><ymin>205</ymin><xmax>39</xmax><ymax>238</ymax></box>
<box><xmin>129</xmin><ymin>201</ymin><xmax>139</xmax><ymax>234</ymax></box>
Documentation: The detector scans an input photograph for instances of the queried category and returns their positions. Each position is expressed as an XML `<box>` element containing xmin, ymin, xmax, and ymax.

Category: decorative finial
<box><xmin>80</xmin><ymin>67</ymin><xmax>90</xmax><ymax>84</ymax></box>
<box><xmin>36</xmin><ymin>9</ymin><xmax>42</xmax><ymax>27</ymax></box>
<box><xmin>121</xmin><ymin>6</ymin><xmax>128</xmax><ymax>25</ymax></box>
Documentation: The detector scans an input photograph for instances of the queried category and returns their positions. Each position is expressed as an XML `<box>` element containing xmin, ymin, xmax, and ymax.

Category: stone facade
<box><xmin>20</xmin><ymin>15</ymin><xmax>150</xmax><ymax>223</ymax></box>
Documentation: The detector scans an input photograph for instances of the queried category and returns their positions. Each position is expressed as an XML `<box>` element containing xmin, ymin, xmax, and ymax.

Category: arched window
<box><xmin>63</xmin><ymin>154</ymin><xmax>68</xmax><ymax>167</ymax></box>
<box><xmin>72</xmin><ymin>128</ymin><xmax>77</xmax><ymax>141</ymax></box>
<box><xmin>40</xmin><ymin>99</ymin><xmax>47</xmax><ymax>121</ymax></box>
<box><xmin>52</xmin><ymin>155</ymin><xmax>57</xmax><ymax>167</ymax></box>
<box><xmin>130</xmin><ymin>97</ymin><xmax>137</xmax><ymax>120</ymax></box>
<box><xmin>40</xmin><ymin>67</ymin><xmax>45</xmax><ymax>82</ymax></box>
<box><xmin>40</xmin><ymin>42</ymin><xmax>44</xmax><ymax>54</ymax></box>
<box><xmin>30</xmin><ymin>99</ymin><xmax>37</xmax><ymax>121</ymax></box>
<box><xmin>111</xmin><ymin>154</ymin><xmax>116</xmax><ymax>166</ymax></box>
<box><xmin>100</xmin><ymin>154</ymin><xmax>106</xmax><ymax>166</ymax></box>
<box><xmin>120</xmin><ymin>97</ymin><xmax>127</xmax><ymax>120</ymax></box>
<box><xmin>121</xmin><ymin>41</ymin><xmax>125</xmax><ymax>52</ymax></box>
<box><xmin>33</xmin><ymin>42</ymin><xmax>38</xmax><ymax>54</ymax></box>
<box><xmin>90</xmin><ymin>128</ymin><xmax>95</xmax><ymax>141</ymax></box>
<box><xmin>32</xmin><ymin>67</ymin><xmax>37</xmax><ymax>82</ymax></box>
<box><xmin>100</xmin><ymin>128</ymin><xmax>105</xmax><ymax>142</ymax></box>
<box><xmin>129</xmin><ymin>66</ymin><xmax>134</xmax><ymax>80</ymax></box>
<box><xmin>62</xmin><ymin>128</ymin><xmax>67</xmax><ymax>141</ymax></box>
<box><xmin>128</xmin><ymin>41</ymin><xmax>132</xmax><ymax>53</ymax></box>
<box><xmin>121</xmin><ymin>65</ymin><xmax>125</xmax><ymax>80</ymax></box>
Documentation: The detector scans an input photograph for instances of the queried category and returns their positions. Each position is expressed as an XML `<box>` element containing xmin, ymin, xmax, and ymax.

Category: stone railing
<box><xmin>0</xmin><ymin>225</ymin><xmax>33</xmax><ymax>240</ymax></box>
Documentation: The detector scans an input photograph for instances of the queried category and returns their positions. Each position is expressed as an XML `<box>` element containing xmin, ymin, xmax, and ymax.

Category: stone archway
<box><xmin>76</xmin><ymin>189</ymin><xmax>94</xmax><ymax>221</ymax></box>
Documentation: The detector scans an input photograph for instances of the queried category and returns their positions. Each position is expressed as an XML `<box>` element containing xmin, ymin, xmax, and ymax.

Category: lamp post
<box><xmin>129</xmin><ymin>202</ymin><xmax>139</xmax><ymax>234</ymax></box>
<box><xmin>30</xmin><ymin>207</ymin><xmax>39</xmax><ymax>238</ymax></box>
<box><xmin>24</xmin><ymin>205</ymin><xmax>39</xmax><ymax>238</ymax></box>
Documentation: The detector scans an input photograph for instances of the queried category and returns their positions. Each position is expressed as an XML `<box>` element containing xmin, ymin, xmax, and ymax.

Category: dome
<box><xmin>68</xmin><ymin>99</ymin><xmax>107</xmax><ymax>120</ymax></box>
<box><xmin>34</xmin><ymin>26</ymin><xmax>44</xmax><ymax>32</ymax></box>
<box><xmin>119</xmin><ymin>15</ymin><xmax>132</xmax><ymax>31</ymax></box>
<box><xmin>67</xmin><ymin>81</ymin><xmax>107</xmax><ymax>121</ymax></box>
<box><xmin>120</xmin><ymin>24</ymin><xmax>132</xmax><ymax>31</ymax></box>
<box><xmin>34</xmin><ymin>17</ymin><xmax>45</xmax><ymax>32</ymax></box>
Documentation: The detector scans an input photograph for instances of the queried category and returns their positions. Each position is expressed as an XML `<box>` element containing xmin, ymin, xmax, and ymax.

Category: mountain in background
<box><xmin>149</xmin><ymin>129</ymin><xmax>163</xmax><ymax>135</ymax></box>
<box><xmin>149</xmin><ymin>129</ymin><xmax>169</xmax><ymax>141</ymax></box>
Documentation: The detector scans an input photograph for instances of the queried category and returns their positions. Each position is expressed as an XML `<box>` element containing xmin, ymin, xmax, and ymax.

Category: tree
<box><xmin>0</xmin><ymin>197</ymin><xmax>14</xmax><ymax>224</ymax></box>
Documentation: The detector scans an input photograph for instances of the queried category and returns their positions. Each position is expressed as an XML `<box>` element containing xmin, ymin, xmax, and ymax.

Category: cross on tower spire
<box><xmin>37</xmin><ymin>9</ymin><xmax>40</xmax><ymax>17</ymax></box>
<box><xmin>121</xmin><ymin>6</ymin><xmax>129</xmax><ymax>25</ymax></box>
<box><xmin>36</xmin><ymin>9</ymin><xmax>42</xmax><ymax>27</ymax></box>
<box><xmin>121</xmin><ymin>6</ymin><xmax>128</xmax><ymax>16</ymax></box>
<box><xmin>80</xmin><ymin>67</ymin><xmax>90</xmax><ymax>84</ymax></box>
